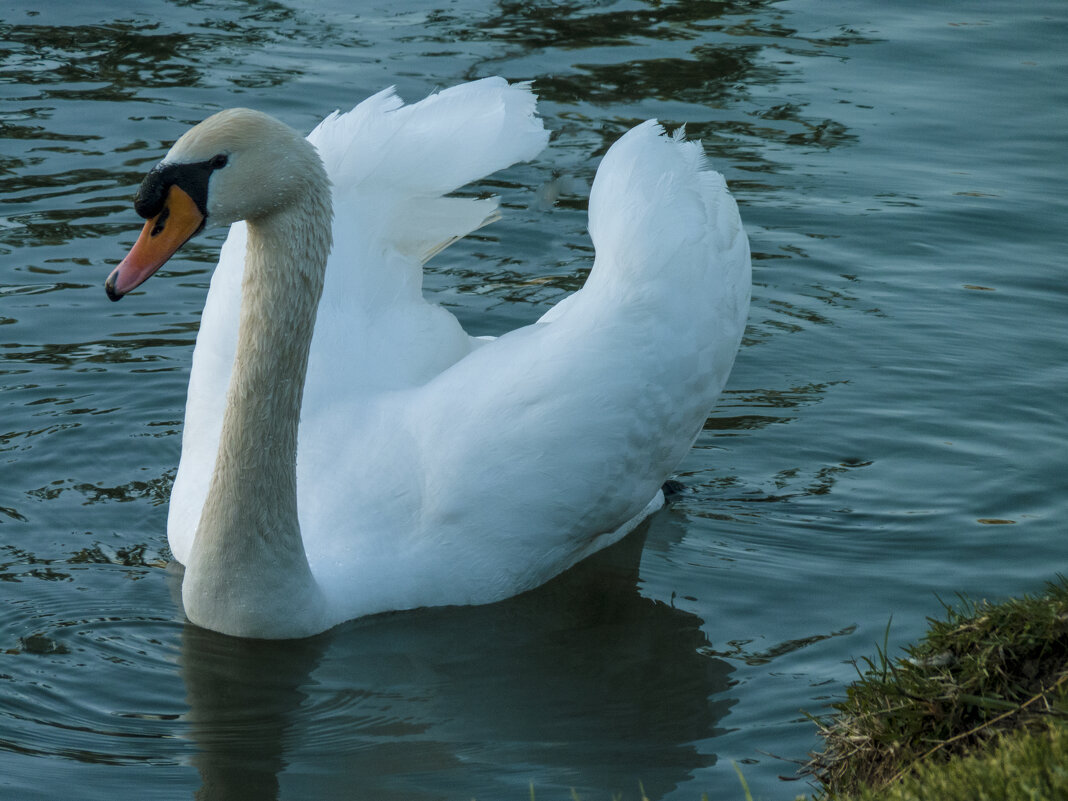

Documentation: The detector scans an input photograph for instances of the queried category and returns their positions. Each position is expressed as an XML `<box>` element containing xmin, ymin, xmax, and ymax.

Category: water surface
<box><xmin>1</xmin><ymin>0</ymin><xmax>1066</xmax><ymax>799</ymax></box>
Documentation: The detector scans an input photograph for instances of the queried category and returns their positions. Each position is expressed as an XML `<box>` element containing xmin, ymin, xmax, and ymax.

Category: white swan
<box><xmin>105</xmin><ymin>78</ymin><xmax>751</xmax><ymax>639</ymax></box>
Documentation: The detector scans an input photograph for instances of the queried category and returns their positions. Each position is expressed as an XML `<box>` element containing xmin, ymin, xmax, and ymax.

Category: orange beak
<box><xmin>105</xmin><ymin>185</ymin><xmax>204</xmax><ymax>301</ymax></box>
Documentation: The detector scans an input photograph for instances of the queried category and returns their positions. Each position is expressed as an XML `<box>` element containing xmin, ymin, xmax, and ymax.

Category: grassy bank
<box><xmin>824</xmin><ymin>723</ymin><xmax>1067</xmax><ymax>801</ymax></box>
<box><xmin>801</xmin><ymin>577</ymin><xmax>1068</xmax><ymax>800</ymax></box>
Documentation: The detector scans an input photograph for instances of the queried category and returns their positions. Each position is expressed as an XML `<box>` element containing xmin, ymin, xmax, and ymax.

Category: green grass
<box><xmin>839</xmin><ymin>723</ymin><xmax>1068</xmax><ymax>801</ymax></box>
<box><xmin>804</xmin><ymin>576</ymin><xmax>1068</xmax><ymax>798</ymax></box>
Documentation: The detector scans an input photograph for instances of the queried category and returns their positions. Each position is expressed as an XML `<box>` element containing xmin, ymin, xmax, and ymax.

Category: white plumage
<box><xmin>133</xmin><ymin>78</ymin><xmax>749</xmax><ymax>637</ymax></box>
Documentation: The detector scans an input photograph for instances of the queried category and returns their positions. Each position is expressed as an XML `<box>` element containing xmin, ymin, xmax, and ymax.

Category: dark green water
<box><xmin>1</xmin><ymin>1</ymin><xmax>1065</xmax><ymax>799</ymax></box>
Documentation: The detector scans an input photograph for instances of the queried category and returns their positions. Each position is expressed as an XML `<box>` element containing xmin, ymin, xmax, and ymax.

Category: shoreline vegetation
<box><xmin>796</xmin><ymin>576</ymin><xmax>1068</xmax><ymax>801</ymax></box>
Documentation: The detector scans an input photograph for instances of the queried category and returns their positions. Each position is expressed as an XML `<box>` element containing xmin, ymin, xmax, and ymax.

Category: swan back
<box><xmin>306</xmin><ymin>121</ymin><xmax>751</xmax><ymax>619</ymax></box>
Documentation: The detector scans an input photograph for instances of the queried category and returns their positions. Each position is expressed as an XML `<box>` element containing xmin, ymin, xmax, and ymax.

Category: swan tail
<box><xmin>586</xmin><ymin>121</ymin><xmax>747</xmax><ymax>288</ymax></box>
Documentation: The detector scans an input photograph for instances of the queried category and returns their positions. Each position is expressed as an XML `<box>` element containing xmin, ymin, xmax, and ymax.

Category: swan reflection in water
<box><xmin>176</xmin><ymin>512</ymin><xmax>735</xmax><ymax>801</ymax></box>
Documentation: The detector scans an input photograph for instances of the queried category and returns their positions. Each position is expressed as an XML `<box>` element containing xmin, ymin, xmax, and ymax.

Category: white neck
<box><xmin>182</xmin><ymin>173</ymin><xmax>333</xmax><ymax>638</ymax></box>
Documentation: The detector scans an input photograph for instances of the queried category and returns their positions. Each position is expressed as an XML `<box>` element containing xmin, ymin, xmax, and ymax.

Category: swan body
<box><xmin>106</xmin><ymin>78</ymin><xmax>751</xmax><ymax>638</ymax></box>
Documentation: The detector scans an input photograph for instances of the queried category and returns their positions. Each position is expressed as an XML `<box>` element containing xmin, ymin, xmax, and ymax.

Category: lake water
<box><xmin>1</xmin><ymin>0</ymin><xmax>1065</xmax><ymax>799</ymax></box>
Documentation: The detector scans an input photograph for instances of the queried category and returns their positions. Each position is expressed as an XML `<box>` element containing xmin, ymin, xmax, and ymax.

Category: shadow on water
<box><xmin>178</xmin><ymin>515</ymin><xmax>735</xmax><ymax>801</ymax></box>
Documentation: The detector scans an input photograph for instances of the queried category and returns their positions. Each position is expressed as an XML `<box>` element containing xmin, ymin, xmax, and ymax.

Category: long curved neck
<box><xmin>183</xmin><ymin>177</ymin><xmax>333</xmax><ymax>638</ymax></box>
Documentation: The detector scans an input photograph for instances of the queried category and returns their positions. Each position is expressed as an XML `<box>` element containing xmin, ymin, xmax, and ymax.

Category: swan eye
<box><xmin>210</xmin><ymin>154</ymin><xmax>229</xmax><ymax>170</ymax></box>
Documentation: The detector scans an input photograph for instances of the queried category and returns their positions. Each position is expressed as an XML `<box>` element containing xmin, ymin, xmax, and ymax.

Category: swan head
<box><xmin>106</xmin><ymin>108</ymin><xmax>326</xmax><ymax>301</ymax></box>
